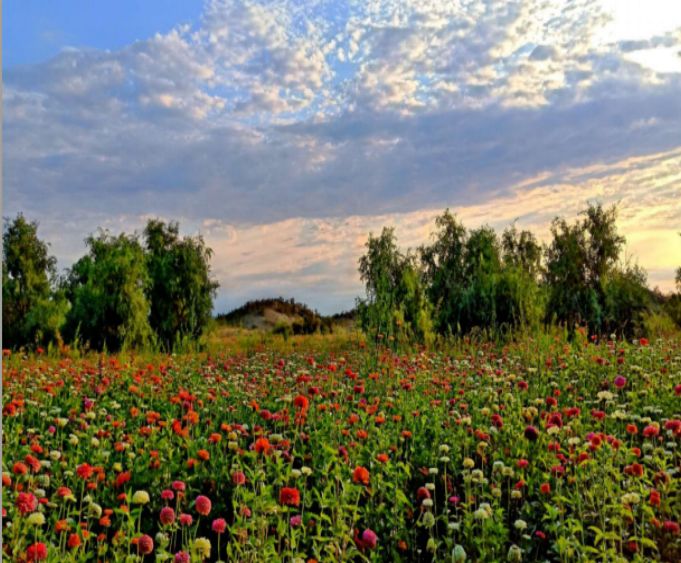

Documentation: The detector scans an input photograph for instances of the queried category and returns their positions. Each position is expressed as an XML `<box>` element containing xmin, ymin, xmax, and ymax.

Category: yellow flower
<box><xmin>193</xmin><ymin>537</ymin><xmax>211</xmax><ymax>560</ymax></box>
<box><xmin>27</xmin><ymin>512</ymin><xmax>46</xmax><ymax>526</ymax></box>
<box><xmin>132</xmin><ymin>490</ymin><xmax>150</xmax><ymax>505</ymax></box>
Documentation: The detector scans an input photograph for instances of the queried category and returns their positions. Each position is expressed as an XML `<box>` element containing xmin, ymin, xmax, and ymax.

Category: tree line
<box><xmin>2</xmin><ymin>216</ymin><xmax>217</xmax><ymax>352</ymax></box>
<box><xmin>357</xmin><ymin>203</ymin><xmax>681</xmax><ymax>345</ymax></box>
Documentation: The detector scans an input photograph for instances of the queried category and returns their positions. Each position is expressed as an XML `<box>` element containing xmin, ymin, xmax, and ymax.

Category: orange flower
<box><xmin>198</xmin><ymin>449</ymin><xmax>210</xmax><ymax>461</ymax></box>
<box><xmin>353</xmin><ymin>466</ymin><xmax>370</xmax><ymax>486</ymax></box>
<box><xmin>255</xmin><ymin>437</ymin><xmax>272</xmax><ymax>455</ymax></box>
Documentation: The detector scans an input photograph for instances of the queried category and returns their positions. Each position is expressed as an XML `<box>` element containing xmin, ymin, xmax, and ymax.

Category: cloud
<box><xmin>3</xmin><ymin>0</ymin><xmax>681</xmax><ymax>310</ymax></box>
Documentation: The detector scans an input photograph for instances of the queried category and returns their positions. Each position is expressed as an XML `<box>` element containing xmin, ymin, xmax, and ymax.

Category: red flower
<box><xmin>232</xmin><ymin>471</ymin><xmax>246</xmax><ymax>486</ymax></box>
<box><xmin>293</xmin><ymin>395</ymin><xmax>309</xmax><ymax>411</ymax></box>
<box><xmin>663</xmin><ymin>521</ymin><xmax>680</xmax><ymax>535</ymax></box>
<box><xmin>353</xmin><ymin>466</ymin><xmax>370</xmax><ymax>485</ymax></box>
<box><xmin>212</xmin><ymin>518</ymin><xmax>227</xmax><ymax>533</ymax></box>
<box><xmin>137</xmin><ymin>534</ymin><xmax>154</xmax><ymax>555</ymax></box>
<box><xmin>76</xmin><ymin>463</ymin><xmax>95</xmax><ymax>480</ymax></box>
<box><xmin>67</xmin><ymin>534</ymin><xmax>81</xmax><ymax>549</ymax></box>
<box><xmin>195</xmin><ymin>495</ymin><xmax>212</xmax><ymax>516</ymax></box>
<box><xmin>643</xmin><ymin>425</ymin><xmax>659</xmax><ymax>438</ymax></box>
<box><xmin>115</xmin><ymin>471</ymin><xmax>131</xmax><ymax>488</ymax></box>
<box><xmin>279</xmin><ymin>487</ymin><xmax>301</xmax><ymax>507</ymax></box>
<box><xmin>540</xmin><ymin>482</ymin><xmax>551</xmax><ymax>495</ymax></box>
<box><xmin>13</xmin><ymin>461</ymin><xmax>28</xmax><ymax>475</ymax></box>
<box><xmin>16</xmin><ymin>492</ymin><xmax>38</xmax><ymax>514</ymax></box>
<box><xmin>649</xmin><ymin>489</ymin><xmax>661</xmax><ymax>507</ymax></box>
<box><xmin>26</xmin><ymin>542</ymin><xmax>48</xmax><ymax>561</ymax></box>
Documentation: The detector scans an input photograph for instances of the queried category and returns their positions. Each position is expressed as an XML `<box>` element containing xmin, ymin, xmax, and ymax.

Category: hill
<box><xmin>216</xmin><ymin>297</ymin><xmax>355</xmax><ymax>334</ymax></box>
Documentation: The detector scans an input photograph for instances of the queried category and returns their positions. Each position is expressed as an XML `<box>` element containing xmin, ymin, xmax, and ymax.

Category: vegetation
<box><xmin>2</xmin><ymin>333</ymin><xmax>680</xmax><ymax>561</ymax></box>
<box><xmin>358</xmin><ymin>203</ymin><xmax>671</xmax><ymax>343</ymax></box>
<box><xmin>2</xmin><ymin>216</ymin><xmax>217</xmax><ymax>352</ymax></box>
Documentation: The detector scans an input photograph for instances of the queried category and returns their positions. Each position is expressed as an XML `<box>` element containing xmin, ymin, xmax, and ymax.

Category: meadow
<box><xmin>2</xmin><ymin>332</ymin><xmax>680</xmax><ymax>562</ymax></box>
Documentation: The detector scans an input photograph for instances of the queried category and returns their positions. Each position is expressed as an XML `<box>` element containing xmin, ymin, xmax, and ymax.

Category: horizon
<box><xmin>4</xmin><ymin>0</ymin><xmax>681</xmax><ymax>315</ymax></box>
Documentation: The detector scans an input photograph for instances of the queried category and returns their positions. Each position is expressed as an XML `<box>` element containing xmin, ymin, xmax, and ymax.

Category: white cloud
<box><xmin>4</xmin><ymin>0</ymin><xmax>681</xmax><ymax>309</ymax></box>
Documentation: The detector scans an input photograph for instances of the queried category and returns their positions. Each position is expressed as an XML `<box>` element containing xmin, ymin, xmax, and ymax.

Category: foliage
<box><xmin>144</xmin><ymin>220</ymin><xmax>218</xmax><ymax>350</ymax></box>
<box><xmin>358</xmin><ymin>228</ymin><xmax>433</xmax><ymax>346</ymax></box>
<box><xmin>2</xmin><ymin>214</ymin><xmax>67</xmax><ymax>348</ymax></box>
<box><xmin>63</xmin><ymin>231</ymin><xmax>152</xmax><ymax>351</ymax></box>
<box><xmin>2</xmin><ymin>336</ymin><xmax>680</xmax><ymax>561</ymax></box>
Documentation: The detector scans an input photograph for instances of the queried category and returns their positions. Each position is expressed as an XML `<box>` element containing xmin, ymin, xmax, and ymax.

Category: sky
<box><xmin>3</xmin><ymin>0</ymin><xmax>681</xmax><ymax>314</ymax></box>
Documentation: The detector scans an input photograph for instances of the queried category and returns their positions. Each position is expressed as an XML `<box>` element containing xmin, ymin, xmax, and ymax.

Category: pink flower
<box><xmin>174</xmin><ymin>551</ymin><xmax>190</xmax><ymax>563</ymax></box>
<box><xmin>179</xmin><ymin>513</ymin><xmax>193</xmax><ymax>526</ymax></box>
<box><xmin>160</xmin><ymin>507</ymin><xmax>175</xmax><ymax>526</ymax></box>
<box><xmin>161</xmin><ymin>489</ymin><xmax>175</xmax><ymax>501</ymax></box>
<box><xmin>290</xmin><ymin>514</ymin><xmax>302</xmax><ymax>527</ymax></box>
<box><xmin>361</xmin><ymin>529</ymin><xmax>378</xmax><ymax>550</ymax></box>
<box><xmin>195</xmin><ymin>495</ymin><xmax>212</xmax><ymax>516</ymax></box>
<box><xmin>212</xmin><ymin>518</ymin><xmax>227</xmax><ymax>534</ymax></box>
<box><xmin>172</xmin><ymin>480</ymin><xmax>186</xmax><ymax>492</ymax></box>
<box><xmin>614</xmin><ymin>375</ymin><xmax>627</xmax><ymax>388</ymax></box>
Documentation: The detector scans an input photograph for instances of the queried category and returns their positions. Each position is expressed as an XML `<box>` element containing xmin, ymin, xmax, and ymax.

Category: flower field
<box><xmin>2</xmin><ymin>335</ymin><xmax>680</xmax><ymax>562</ymax></box>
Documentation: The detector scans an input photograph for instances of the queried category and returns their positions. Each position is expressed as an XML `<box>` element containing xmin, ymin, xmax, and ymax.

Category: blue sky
<box><xmin>3</xmin><ymin>0</ymin><xmax>681</xmax><ymax>314</ymax></box>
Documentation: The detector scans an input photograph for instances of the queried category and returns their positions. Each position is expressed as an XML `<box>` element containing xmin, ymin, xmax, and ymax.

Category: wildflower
<box><xmin>16</xmin><ymin>492</ymin><xmax>38</xmax><ymax>514</ymax></box>
<box><xmin>67</xmin><ymin>534</ymin><xmax>81</xmax><ymax>549</ymax></box>
<box><xmin>193</xmin><ymin>537</ymin><xmax>211</xmax><ymax>559</ymax></box>
<box><xmin>254</xmin><ymin>437</ymin><xmax>272</xmax><ymax>454</ymax></box>
<box><xmin>137</xmin><ymin>534</ymin><xmax>154</xmax><ymax>555</ymax></box>
<box><xmin>507</xmin><ymin>544</ymin><xmax>523</xmax><ymax>562</ymax></box>
<box><xmin>76</xmin><ymin>463</ymin><xmax>94</xmax><ymax>480</ymax></box>
<box><xmin>212</xmin><ymin>518</ymin><xmax>227</xmax><ymax>533</ymax></box>
<box><xmin>172</xmin><ymin>480</ymin><xmax>186</xmax><ymax>491</ymax></box>
<box><xmin>663</xmin><ymin>521</ymin><xmax>680</xmax><ymax>535</ymax></box>
<box><xmin>174</xmin><ymin>552</ymin><xmax>190</xmax><ymax>563</ymax></box>
<box><xmin>614</xmin><ymin>375</ymin><xmax>627</xmax><ymax>388</ymax></box>
<box><xmin>179</xmin><ymin>513</ymin><xmax>193</xmax><ymax>526</ymax></box>
<box><xmin>514</xmin><ymin>519</ymin><xmax>527</xmax><ymax>531</ymax></box>
<box><xmin>290</xmin><ymin>514</ymin><xmax>302</xmax><ymax>527</ymax></box>
<box><xmin>232</xmin><ymin>471</ymin><xmax>246</xmax><ymax>485</ymax></box>
<box><xmin>361</xmin><ymin>528</ymin><xmax>377</xmax><ymax>549</ymax></box>
<box><xmin>26</xmin><ymin>542</ymin><xmax>48</xmax><ymax>561</ymax></box>
<box><xmin>160</xmin><ymin>507</ymin><xmax>176</xmax><ymax>526</ymax></box>
<box><xmin>195</xmin><ymin>495</ymin><xmax>212</xmax><ymax>516</ymax></box>
<box><xmin>452</xmin><ymin>544</ymin><xmax>467</xmax><ymax>562</ymax></box>
<box><xmin>524</xmin><ymin>425</ymin><xmax>539</xmax><ymax>441</ymax></box>
<box><xmin>279</xmin><ymin>487</ymin><xmax>300</xmax><ymax>507</ymax></box>
<box><xmin>132</xmin><ymin>490</ymin><xmax>150</xmax><ymax>505</ymax></box>
<box><xmin>27</xmin><ymin>512</ymin><xmax>46</xmax><ymax>526</ymax></box>
<box><xmin>353</xmin><ymin>466</ymin><xmax>370</xmax><ymax>485</ymax></box>
<box><xmin>540</xmin><ymin>482</ymin><xmax>551</xmax><ymax>495</ymax></box>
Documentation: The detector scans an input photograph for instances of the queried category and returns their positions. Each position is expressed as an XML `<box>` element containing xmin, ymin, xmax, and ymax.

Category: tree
<box><xmin>144</xmin><ymin>220</ymin><xmax>218</xmax><ymax>350</ymax></box>
<box><xmin>461</xmin><ymin>226</ymin><xmax>502</xmax><ymax>330</ymax></box>
<box><xmin>64</xmin><ymin>231</ymin><xmax>152</xmax><ymax>351</ymax></box>
<box><xmin>2</xmin><ymin>214</ymin><xmax>67</xmax><ymax>349</ymax></box>
<box><xmin>419</xmin><ymin>210</ymin><xmax>467</xmax><ymax>334</ymax></box>
<box><xmin>544</xmin><ymin>217</ymin><xmax>598</xmax><ymax>337</ymax></box>
<box><xmin>358</xmin><ymin>228</ymin><xmax>432</xmax><ymax>346</ymax></box>
<box><xmin>501</xmin><ymin>224</ymin><xmax>542</xmax><ymax>280</ymax></box>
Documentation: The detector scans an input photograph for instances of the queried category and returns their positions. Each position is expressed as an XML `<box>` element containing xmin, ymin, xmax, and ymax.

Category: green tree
<box><xmin>544</xmin><ymin>217</ymin><xmax>598</xmax><ymax>337</ymax></box>
<box><xmin>501</xmin><ymin>224</ymin><xmax>542</xmax><ymax>280</ymax></box>
<box><xmin>64</xmin><ymin>231</ymin><xmax>152</xmax><ymax>351</ymax></box>
<box><xmin>2</xmin><ymin>214</ymin><xmax>67</xmax><ymax>349</ymax></box>
<box><xmin>601</xmin><ymin>263</ymin><xmax>651</xmax><ymax>336</ymax></box>
<box><xmin>419</xmin><ymin>210</ymin><xmax>467</xmax><ymax>334</ymax></box>
<box><xmin>358</xmin><ymin>228</ymin><xmax>432</xmax><ymax>346</ymax></box>
<box><xmin>461</xmin><ymin>226</ymin><xmax>502</xmax><ymax>330</ymax></box>
<box><xmin>144</xmin><ymin>220</ymin><xmax>218</xmax><ymax>350</ymax></box>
